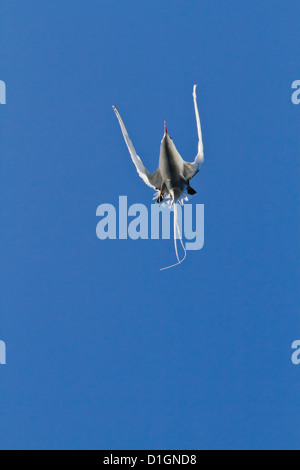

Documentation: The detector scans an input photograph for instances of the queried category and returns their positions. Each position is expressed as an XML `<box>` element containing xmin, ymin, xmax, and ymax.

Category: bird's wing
<box><xmin>148</xmin><ymin>168</ymin><xmax>163</xmax><ymax>189</ymax></box>
<box><xmin>183</xmin><ymin>85</ymin><xmax>204</xmax><ymax>181</ymax></box>
<box><xmin>113</xmin><ymin>105</ymin><xmax>161</xmax><ymax>189</ymax></box>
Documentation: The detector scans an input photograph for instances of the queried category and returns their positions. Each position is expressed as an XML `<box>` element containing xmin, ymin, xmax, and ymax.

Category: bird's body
<box><xmin>158</xmin><ymin>131</ymin><xmax>199</xmax><ymax>203</ymax></box>
<box><xmin>159</xmin><ymin>134</ymin><xmax>185</xmax><ymax>201</ymax></box>
<box><xmin>112</xmin><ymin>85</ymin><xmax>204</xmax><ymax>269</ymax></box>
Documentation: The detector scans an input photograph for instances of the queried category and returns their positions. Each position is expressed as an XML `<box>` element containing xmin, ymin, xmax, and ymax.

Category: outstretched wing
<box><xmin>113</xmin><ymin>105</ymin><xmax>162</xmax><ymax>189</ymax></box>
<box><xmin>183</xmin><ymin>84</ymin><xmax>204</xmax><ymax>181</ymax></box>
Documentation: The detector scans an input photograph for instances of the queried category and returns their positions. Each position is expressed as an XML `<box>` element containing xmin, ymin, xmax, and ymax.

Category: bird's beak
<box><xmin>164</xmin><ymin>121</ymin><xmax>168</xmax><ymax>135</ymax></box>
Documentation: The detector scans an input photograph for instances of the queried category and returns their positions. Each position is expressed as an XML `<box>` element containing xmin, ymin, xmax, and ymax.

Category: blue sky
<box><xmin>0</xmin><ymin>0</ymin><xmax>299</xmax><ymax>450</ymax></box>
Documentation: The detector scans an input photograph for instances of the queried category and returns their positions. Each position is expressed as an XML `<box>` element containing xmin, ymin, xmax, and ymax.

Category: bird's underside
<box><xmin>112</xmin><ymin>85</ymin><xmax>204</xmax><ymax>206</ymax></box>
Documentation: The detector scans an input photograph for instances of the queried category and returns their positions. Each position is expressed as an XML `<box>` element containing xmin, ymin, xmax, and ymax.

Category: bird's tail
<box><xmin>160</xmin><ymin>196</ymin><xmax>187</xmax><ymax>271</ymax></box>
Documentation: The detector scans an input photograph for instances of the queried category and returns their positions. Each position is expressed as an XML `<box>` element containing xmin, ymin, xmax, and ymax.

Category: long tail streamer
<box><xmin>160</xmin><ymin>198</ymin><xmax>187</xmax><ymax>271</ymax></box>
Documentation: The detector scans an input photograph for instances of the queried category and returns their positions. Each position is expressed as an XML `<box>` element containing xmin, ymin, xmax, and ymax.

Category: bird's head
<box><xmin>161</xmin><ymin>120</ymin><xmax>173</xmax><ymax>143</ymax></box>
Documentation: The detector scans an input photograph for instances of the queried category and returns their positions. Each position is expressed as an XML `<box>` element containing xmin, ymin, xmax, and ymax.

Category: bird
<box><xmin>113</xmin><ymin>84</ymin><xmax>204</xmax><ymax>270</ymax></box>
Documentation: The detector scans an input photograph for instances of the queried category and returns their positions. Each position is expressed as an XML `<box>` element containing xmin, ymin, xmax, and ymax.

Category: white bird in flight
<box><xmin>113</xmin><ymin>85</ymin><xmax>204</xmax><ymax>270</ymax></box>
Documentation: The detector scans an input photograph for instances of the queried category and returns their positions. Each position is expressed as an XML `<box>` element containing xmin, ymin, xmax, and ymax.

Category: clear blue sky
<box><xmin>1</xmin><ymin>0</ymin><xmax>299</xmax><ymax>450</ymax></box>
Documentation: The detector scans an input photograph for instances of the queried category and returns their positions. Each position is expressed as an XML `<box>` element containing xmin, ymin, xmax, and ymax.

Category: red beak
<box><xmin>164</xmin><ymin>121</ymin><xmax>168</xmax><ymax>134</ymax></box>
